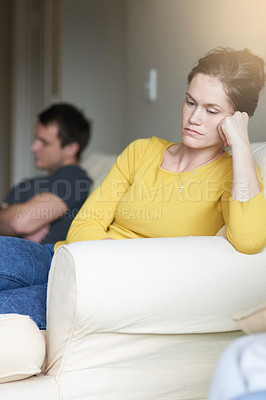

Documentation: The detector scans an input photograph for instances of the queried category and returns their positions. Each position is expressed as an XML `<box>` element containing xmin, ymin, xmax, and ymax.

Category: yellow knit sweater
<box><xmin>55</xmin><ymin>137</ymin><xmax>266</xmax><ymax>254</ymax></box>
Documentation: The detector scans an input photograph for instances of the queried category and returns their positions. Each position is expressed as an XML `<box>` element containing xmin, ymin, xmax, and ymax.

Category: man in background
<box><xmin>0</xmin><ymin>103</ymin><xmax>93</xmax><ymax>244</ymax></box>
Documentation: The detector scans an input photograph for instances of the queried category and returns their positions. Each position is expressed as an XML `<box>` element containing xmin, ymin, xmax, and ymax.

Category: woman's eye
<box><xmin>207</xmin><ymin>109</ymin><xmax>218</xmax><ymax>115</ymax></box>
<box><xmin>186</xmin><ymin>99</ymin><xmax>195</xmax><ymax>107</ymax></box>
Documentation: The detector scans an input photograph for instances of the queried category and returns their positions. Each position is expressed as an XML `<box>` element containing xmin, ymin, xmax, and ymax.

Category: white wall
<box><xmin>9</xmin><ymin>0</ymin><xmax>266</xmax><ymax>187</ymax></box>
<box><xmin>59</xmin><ymin>0</ymin><xmax>127</xmax><ymax>155</ymax></box>
<box><xmin>124</xmin><ymin>0</ymin><xmax>266</xmax><ymax>144</ymax></box>
<box><xmin>0</xmin><ymin>0</ymin><xmax>11</xmax><ymax>199</ymax></box>
<box><xmin>10</xmin><ymin>0</ymin><xmax>51</xmax><ymax>183</ymax></box>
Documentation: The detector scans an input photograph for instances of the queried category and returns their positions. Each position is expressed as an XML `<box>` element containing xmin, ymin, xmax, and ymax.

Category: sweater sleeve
<box><xmin>222</xmin><ymin>170</ymin><xmax>266</xmax><ymax>254</ymax></box>
<box><xmin>54</xmin><ymin>139</ymin><xmax>151</xmax><ymax>250</ymax></box>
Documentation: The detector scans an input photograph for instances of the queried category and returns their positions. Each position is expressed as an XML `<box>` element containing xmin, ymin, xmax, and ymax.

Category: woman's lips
<box><xmin>184</xmin><ymin>128</ymin><xmax>202</xmax><ymax>136</ymax></box>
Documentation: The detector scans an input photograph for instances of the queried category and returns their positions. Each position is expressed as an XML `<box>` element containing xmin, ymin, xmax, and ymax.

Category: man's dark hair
<box><xmin>38</xmin><ymin>103</ymin><xmax>92</xmax><ymax>160</ymax></box>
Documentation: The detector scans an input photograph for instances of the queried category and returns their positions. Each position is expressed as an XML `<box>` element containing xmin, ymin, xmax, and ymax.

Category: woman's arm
<box><xmin>60</xmin><ymin>160</ymin><xmax>130</xmax><ymax>245</ymax></box>
<box><xmin>219</xmin><ymin>112</ymin><xmax>266</xmax><ymax>254</ymax></box>
<box><xmin>55</xmin><ymin>139</ymin><xmax>151</xmax><ymax>250</ymax></box>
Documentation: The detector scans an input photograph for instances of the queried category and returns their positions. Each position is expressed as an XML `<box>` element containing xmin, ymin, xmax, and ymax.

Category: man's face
<box><xmin>31</xmin><ymin>122</ymin><xmax>67</xmax><ymax>174</ymax></box>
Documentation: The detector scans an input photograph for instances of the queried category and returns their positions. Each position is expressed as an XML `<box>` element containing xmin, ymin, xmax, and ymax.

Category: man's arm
<box><xmin>23</xmin><ymin>224</ymin><xmax>51</xmax><ymax>243</ymax></box>
<box><xmin>0</xmin><ymin>192</ymin><xmax>68</xmax><ymax>237</ymax></box>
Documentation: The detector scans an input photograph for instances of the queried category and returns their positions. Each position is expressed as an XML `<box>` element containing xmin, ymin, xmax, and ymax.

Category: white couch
<box><xmin>0</xmin><ymin>143</ymin><xmax>265</xmax><ymax>400</ymax></box>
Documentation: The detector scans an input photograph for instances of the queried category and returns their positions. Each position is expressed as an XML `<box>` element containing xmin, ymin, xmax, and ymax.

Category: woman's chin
<box><xmin>182</xmin><ymin>135</ymin><xmax>202</xmax><ymax>148</ymax></box>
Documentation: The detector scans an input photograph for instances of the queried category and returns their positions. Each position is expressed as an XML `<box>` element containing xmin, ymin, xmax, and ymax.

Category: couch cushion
<box><xmin>0</xmin><ymin>314</ymin><xmax>46</xmax><ymax>383</ymax></box>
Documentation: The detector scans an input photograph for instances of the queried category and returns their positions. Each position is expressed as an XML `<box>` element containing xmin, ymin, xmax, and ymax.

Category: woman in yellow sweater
<box><xmin>0</xmin><ymin>47</ymin><xmax>265</xmax><ymax>329</ymax></box>
<box><xmin>56</xmin><ymin>47</ymin><xmax>266</xmax><ymax>255</ymax></box>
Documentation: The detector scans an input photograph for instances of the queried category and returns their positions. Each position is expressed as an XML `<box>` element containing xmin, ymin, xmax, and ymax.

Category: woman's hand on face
<box><xmin>218</xmin><ymin>111</ymin><xmax>249</xmax><ymax>148</ymax></box>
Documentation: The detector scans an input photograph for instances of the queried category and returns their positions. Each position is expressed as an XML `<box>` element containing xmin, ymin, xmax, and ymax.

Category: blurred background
<box><xmin>1</xmin><ymin>0</ymin><xmax>266</xmax><ymax>200</ymax></box>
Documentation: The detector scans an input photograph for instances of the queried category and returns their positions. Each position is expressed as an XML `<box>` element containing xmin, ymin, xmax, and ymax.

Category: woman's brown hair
<box><xmin>187</xmin><ymin>47</ymin><xmax>265</xmax><ymax>116</ymax></box>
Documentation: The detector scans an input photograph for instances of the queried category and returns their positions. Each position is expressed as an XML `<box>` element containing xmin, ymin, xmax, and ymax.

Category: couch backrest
<box><xmin>80</xmin><ymin>151</ymin><xmax>117</xmax><ymax>192</ymax></box>
<box><xmin>251</xmin><ymin>142</ymin><xmax>266</xmax><ymax>197</ymax></box>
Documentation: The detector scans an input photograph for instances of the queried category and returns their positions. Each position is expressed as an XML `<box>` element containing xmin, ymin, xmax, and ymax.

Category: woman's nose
<box><xmin>188</xmin><ymin>107</ymin><xmax>202</xmax><ymax>125</ymax></box>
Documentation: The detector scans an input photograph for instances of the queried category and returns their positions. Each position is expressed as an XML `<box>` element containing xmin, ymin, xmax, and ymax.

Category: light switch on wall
<box><xmin>144</xmin><ymin>68</ymin><xmax>158</xmax><ymax>102</ymax></box>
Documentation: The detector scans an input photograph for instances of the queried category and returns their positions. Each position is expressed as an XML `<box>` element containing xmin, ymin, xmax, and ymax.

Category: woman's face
<box><xmin>181</xmin><ymin>73</ymin><xmax>234</xmax><ymax>150</ymax></box>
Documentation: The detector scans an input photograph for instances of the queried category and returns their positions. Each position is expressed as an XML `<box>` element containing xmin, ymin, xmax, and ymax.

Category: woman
<box><xmin>0</xmin><ymin>47</ymin><xmax>266</xmax><ymax>329</ymax></box>
<box><xmin>57</xmin><ymin>47</ymin><xmax>265</xmax><ymax>253</ymax></box>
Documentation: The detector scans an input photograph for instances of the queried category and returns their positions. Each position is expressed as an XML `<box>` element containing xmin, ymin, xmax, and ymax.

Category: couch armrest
<box><xmin>45</xmin><ymin>236</ymin><xmax>266</xmax><ymax>372</ymax></box>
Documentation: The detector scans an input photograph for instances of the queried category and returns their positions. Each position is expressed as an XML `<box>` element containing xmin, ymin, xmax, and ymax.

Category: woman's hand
<box><xmin>218</xmin><ymin>111</ymin><xmax>261</xmax><ymax>201</ymax></box>
<box><xmin>218</xmin><ymin>111</ymin><xmax>249</xmax><ymax>148</ymax></box>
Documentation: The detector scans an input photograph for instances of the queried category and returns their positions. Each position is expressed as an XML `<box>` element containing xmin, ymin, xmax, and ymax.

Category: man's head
<box><xmin>31</xmin><ymin>103</ymin><xmax>91</xmax><ymax>174</ymax></box>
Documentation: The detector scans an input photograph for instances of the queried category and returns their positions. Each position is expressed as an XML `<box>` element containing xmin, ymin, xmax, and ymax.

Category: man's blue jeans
<box><xmin>0</xmin><ymin>237</ymin><xmax>54</xmax><ymax>329</ymax></box>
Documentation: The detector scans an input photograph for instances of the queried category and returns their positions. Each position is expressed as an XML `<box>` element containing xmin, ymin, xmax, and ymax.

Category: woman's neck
<box><xmin>168</xmin><ymin>143</ymin><xmax>225</xmax><ymax>172</ymax></box>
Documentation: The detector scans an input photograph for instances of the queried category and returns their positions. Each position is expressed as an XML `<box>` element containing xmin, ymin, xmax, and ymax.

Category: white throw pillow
<box><xmin>0</xmin><ymin>314</ymin><xmax>46</xmax><ymax>383</ymax></box>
